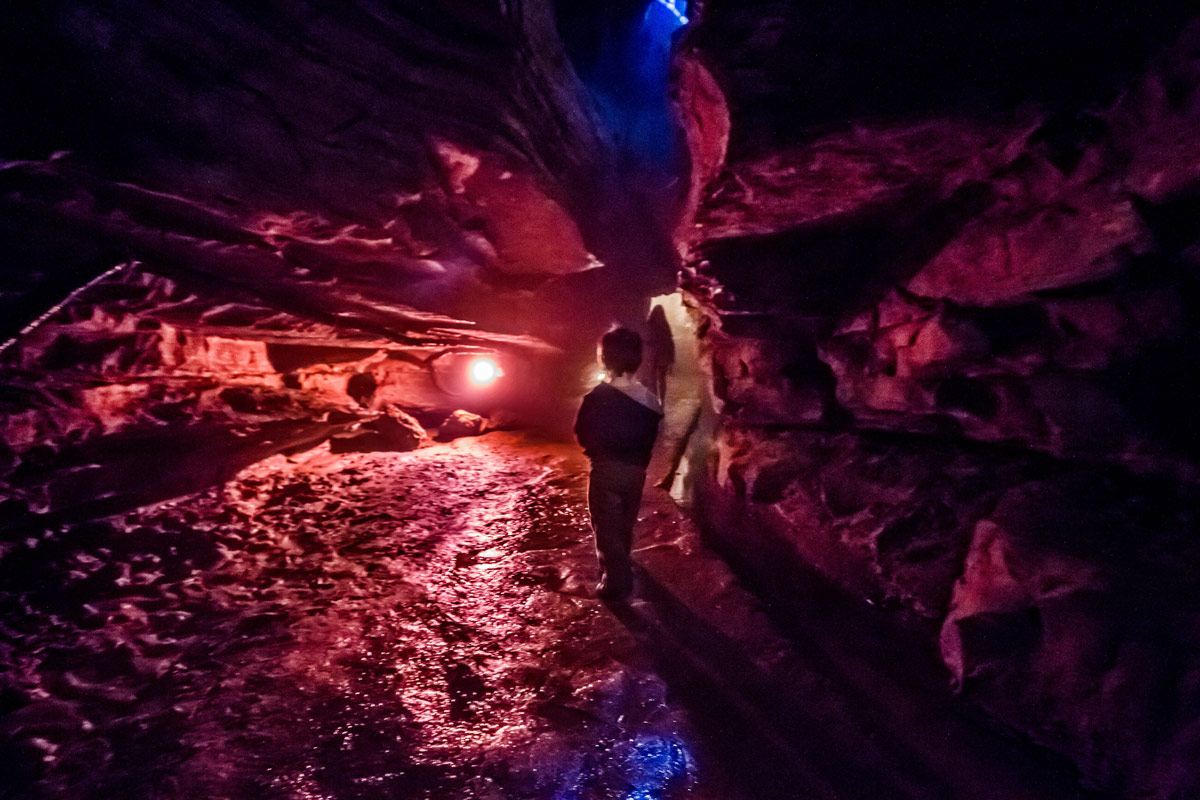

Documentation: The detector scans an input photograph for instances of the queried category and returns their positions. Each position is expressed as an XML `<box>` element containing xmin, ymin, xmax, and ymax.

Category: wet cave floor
<box><xmin>0</xmin><ymin>432</ymin><xmax>1105</xmax><ymax>800</ymax></box>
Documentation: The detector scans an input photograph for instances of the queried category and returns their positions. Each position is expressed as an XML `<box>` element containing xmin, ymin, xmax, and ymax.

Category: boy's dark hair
<box><xmin>600</xmin><ymin>327</ymin><xmax>642</xmax><ymax>376</ymax></box>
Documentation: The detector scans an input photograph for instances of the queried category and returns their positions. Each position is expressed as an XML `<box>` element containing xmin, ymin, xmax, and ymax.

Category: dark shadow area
<box><xmin>696</xmin><ymin>181</ymin><xmax>994</xmax><ymax>318</ymax></box>
<box><xmin>1106</xmin><ymin>339</ymin><xmax>1200</xmax><ymax>462</ymax></box>
<box><xmin>691</xmin><ymin>0</ymin><xmax>1197</xmax><ymax>156</ymax></box>
<box><xmin>606</xmin><ymin>573</ymin><xmax>851</xmax><ymax>800</ymax></box>
<box><xmin>610</xmin><ymin>565</ymin><xmax>1111</xmax><ymax>800</ymax></box>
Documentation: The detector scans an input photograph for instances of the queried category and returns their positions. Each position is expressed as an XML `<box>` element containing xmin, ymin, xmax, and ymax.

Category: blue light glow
<box><xmin>654</xmin><ymin>0</ymin><xmax>688</xmax><ymax>26</ymax></box>
<box><xmin>551</xmin><ymin>733</ymin><xmax>692</xmax><ymax>800</ymax></box>
<box><xmin>623</xmin><ymin>735</ymin><xmax>692</xmax><ymax>800</ymax></box>
<box><xmin>565</xmin><ymin>0</ymin><xmax>687</xmax><ymax>166</ymax></box>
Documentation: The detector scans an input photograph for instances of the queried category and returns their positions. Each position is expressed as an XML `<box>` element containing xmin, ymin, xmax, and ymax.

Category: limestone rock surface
<box><xmin>677</xmin><ymin>5</ymin><xmax>1200</xmax><ymax>796</ymax></box>
<box><xmin>437</xmin><ymin>409</ymin><xmax>488</xmax><ymax>442</ymax></box>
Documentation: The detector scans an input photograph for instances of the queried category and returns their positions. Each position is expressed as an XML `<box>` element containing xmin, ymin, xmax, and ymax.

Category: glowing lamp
<box><xmin>468</xmin><ymin>357</ymin><xmax>501</xmax><ymax>386</ymax></box>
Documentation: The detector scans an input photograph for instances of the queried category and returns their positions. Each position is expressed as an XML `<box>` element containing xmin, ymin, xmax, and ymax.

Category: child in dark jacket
<box><xmin>574</xmin><ymin>327</ymin><xmax>663</xmax><ymax>600</ymax></box>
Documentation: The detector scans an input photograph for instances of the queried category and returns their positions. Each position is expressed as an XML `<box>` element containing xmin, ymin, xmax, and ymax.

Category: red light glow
<box><xmin>468</xmin><ymin>357</ymin><xmax>501</xmax><ymax>386</ymax></box>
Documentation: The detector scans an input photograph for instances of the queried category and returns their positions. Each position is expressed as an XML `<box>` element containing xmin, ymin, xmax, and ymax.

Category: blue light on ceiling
<box><xmin>565</xmin><ymin>0</ymin><xmax>689</xmax><ymax>165</ymax></box>
<box><xmin>653</xmin><ymin>0</ymin><xmax>688</xmax><ymax>27</ymax></box>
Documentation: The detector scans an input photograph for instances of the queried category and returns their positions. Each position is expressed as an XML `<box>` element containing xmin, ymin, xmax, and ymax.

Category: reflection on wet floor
<box><xmin>551</xmin><ymin>733</ymin><xmax>692</xmax><ymax>800</ymax></box>
<box><xmin>0</xmin><ymin>431</ymin><xmax>1100</xmax><ymax>799</ymax></box>
<box><xmin>0</xmin><ymin>433</ymin><xmax>720</xmax><ymax>799</ymax></box>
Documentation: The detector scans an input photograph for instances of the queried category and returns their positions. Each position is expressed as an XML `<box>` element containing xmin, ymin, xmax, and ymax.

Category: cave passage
<box><xmin>0</xmin><ymin>430</ymin><xmax>1104</xmax><ymax>799</ymax></box>
<box><xmin>7</xmin><ymin>1</ymin><xmax>1200</xmax><ymax>798</ymax></box>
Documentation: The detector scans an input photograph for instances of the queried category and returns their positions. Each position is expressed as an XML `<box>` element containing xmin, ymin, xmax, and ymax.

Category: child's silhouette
<box><xmin>574</xmin><ymin>327</ymin><xmax>663</xmax><ymax>600</ymax></box>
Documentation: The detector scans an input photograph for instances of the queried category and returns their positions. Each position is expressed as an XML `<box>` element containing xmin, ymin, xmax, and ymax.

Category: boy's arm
<box><xmin>574</xmin><ymin>392</ymin><xmax>599</xmax><ymax>451</ymax></box>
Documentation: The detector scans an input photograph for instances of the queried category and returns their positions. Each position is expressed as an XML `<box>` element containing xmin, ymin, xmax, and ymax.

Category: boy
<box><xmin>574</xmin><ymin>327</ymin><xmax>663</xmax><ymax>600</ymax></box>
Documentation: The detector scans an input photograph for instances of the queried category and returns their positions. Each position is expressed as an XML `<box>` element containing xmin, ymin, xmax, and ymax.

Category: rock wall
<box><xmin>676</xmin><ymin>4</ymin><xmax>1200</xmax><ymax>797</ymax></box>
<box><xmin>0</xmin><ymin>265</ymin><xmax>558</xmax><ymax>530</ymax></box>
<box><xmin>0</xmin><ymin>1</ymin><xmax>678</xmax><ymax>347</ymax></box>
<box><xmin>0</xmin><ymin>1</ymin><xmax>678</xmax><ymax>532</ymax></box>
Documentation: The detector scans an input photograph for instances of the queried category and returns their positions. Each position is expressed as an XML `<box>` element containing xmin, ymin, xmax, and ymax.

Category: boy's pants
<box><xmin>587</xmin><ymin>459</ymin><xmax>645</xmax><ymax>594</ymax></box>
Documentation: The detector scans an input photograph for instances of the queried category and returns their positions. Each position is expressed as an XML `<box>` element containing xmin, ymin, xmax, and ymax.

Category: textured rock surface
<box><xmin>329</xmin><ymin>405</ymin><xmax>426</xmax><ymax>454</ymax></box>
<box><xmin>0</xmin><ymin>265</ymin><xmax>549</xmax><ymax>530</ymax></box>
<box><xmin>677</xmin><ymin>4</ymin><xmax>1200</xmax><ymax>797</ymax></box>
<box><xmin>436</xmin><ymin>409</ymin><xmax>488</xmax><ymax>442</ymax></box>
<box><xmin>0</xmin><ymin>0</ymin><xmax>679</xmax><ymax>531</ymax></box>
<box><xmin>0</xmin><ymin>1</ymin><xmax>681</xmax><ymax>342</ymax></box>
<box><xmin>0</xmin><ymin>434</ymin><xmax>709</xmax><ymax>799</ymax></box>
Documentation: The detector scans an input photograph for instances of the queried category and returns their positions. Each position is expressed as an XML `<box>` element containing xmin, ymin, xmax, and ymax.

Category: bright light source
<box><xmin>654</xmin><ymin>0</ymin><xmax>688</xmax><ymax>25</ymax></box>
<box><xmin>468</xmin><ymin>357</ymin><xmax>501</xmax><ymax>386</ymax></box>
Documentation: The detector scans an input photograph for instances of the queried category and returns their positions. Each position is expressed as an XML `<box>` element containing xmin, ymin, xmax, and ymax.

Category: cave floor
<box><xmin>0</xmin><ymin>432</ymin><xmax>1105</xmax><ymax>800</ymax></box>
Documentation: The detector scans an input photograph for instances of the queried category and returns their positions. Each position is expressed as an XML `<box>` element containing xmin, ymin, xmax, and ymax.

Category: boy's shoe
<box><xmin>596</xmin><ymin>580</ymin><xmax>632</xmax><ymax>601</ymax></box>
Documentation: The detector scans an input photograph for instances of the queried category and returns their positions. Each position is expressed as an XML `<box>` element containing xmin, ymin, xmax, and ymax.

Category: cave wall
<box><xmin>0</xmin><ymin>0</ymin><xmax>681</xmax><ymax>345</ymax></box>
<box><xmin>675</xmin><ymin>3</ymin><xmax>1200</xmax><ymax>797</ymax></box>
<box><xmin>0</xmin><ymin>1</ymin><xmax>686</xmax><ymax>529</ymax></box>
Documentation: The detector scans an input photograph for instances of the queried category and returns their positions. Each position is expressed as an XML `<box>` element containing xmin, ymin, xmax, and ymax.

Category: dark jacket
<box><xmin>574</xmin><ymin>383</ymin><xmax>663</xmax><ymax>468</ymax></box>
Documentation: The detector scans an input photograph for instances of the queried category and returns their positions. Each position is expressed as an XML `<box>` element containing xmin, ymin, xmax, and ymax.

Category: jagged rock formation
<box><xmin>676</xmin><ymin>3</ymin><xmax>1200</xmax><ymax>797</ymax></box>
<box><xmin>0</xmin><ymin>2</ymin><xmax>681</xmax><ymax>340</ymax></box>
<box><xmin>0</xmin><ymin>1</ymin><xmax>679</xmax><ymax>528</ymax></box>
<box><xmin>0</xmin><ymin>264</ymin><xmax>560</xmax><ymax>526</ymax></box>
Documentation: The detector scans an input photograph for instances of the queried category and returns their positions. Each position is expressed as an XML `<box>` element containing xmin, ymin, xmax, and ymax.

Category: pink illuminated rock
<box><xmin>436</xmin><ymin>409</ymin><xmax>487</xmax><ymax>442</ymax></box>
<box><xmin>329</xmin><ymin>405</ymin><xmax>426</xmax><ymax>454</ymax></box>
<box><xmin>906</xmin><ymin>187</ymin><xmax>1152</xmax><ymax>305</ymax></box>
